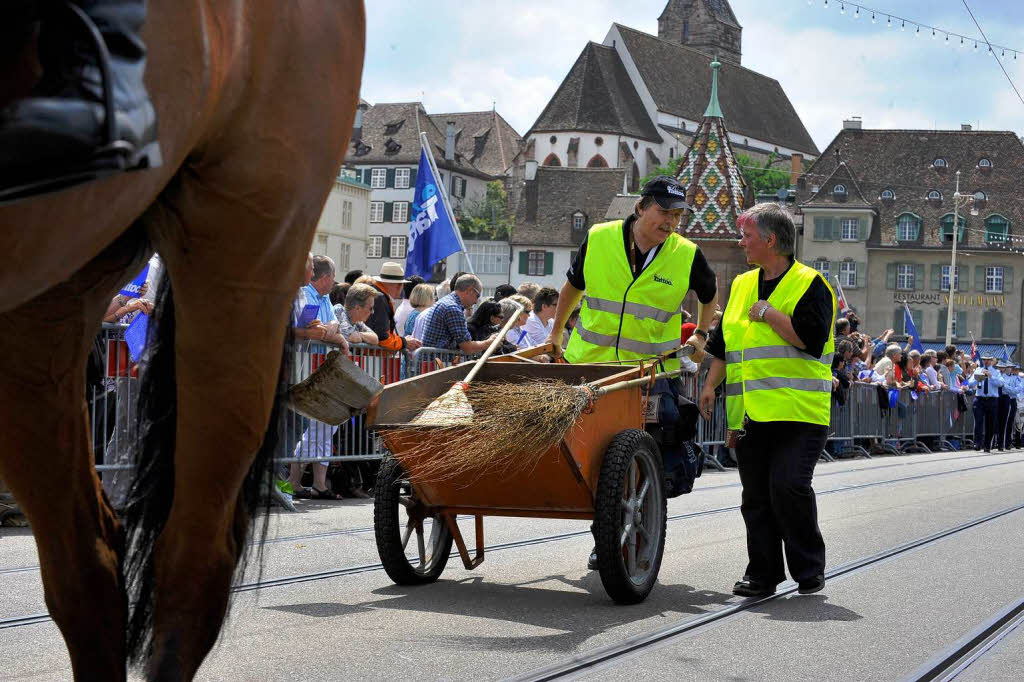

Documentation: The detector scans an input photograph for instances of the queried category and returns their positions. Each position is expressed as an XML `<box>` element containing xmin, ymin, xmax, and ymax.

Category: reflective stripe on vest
<box><xmin>721</xmin><ymin>260</ymin><xmax>836</xmax><ymax>428</ymax></box>
<box><xmin>564</xmin><ymin>220</ymin><xmax>696</xmax><ymax>369</ymax></box>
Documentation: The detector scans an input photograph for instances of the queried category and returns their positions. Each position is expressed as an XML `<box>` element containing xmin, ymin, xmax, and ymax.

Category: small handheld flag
<box><xmin>971</xmin><ymin>338</ymin><xmax>979</xmax><ymax>362</ymax></box>
<box><xmin>832</xmin><ymin>275</ymin><xmax>851</xmax><ymax>317</ymax></box>
<box><xmin>903</xmin><ymin>303</ymin><xmax>924</xmax><ymax>353</ymax></box>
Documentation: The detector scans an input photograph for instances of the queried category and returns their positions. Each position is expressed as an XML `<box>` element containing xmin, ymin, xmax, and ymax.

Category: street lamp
<box><xmin>944</xmin><ymin>170</ymin><xmax>980</xmax><ymax>346</ymax></box>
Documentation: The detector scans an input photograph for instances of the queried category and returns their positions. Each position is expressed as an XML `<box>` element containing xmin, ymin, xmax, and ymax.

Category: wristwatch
<box><xmin>758</xmin><ymin>303</ymin><xmax>770</xmax><ymax>320</ymax></box>
<box><xmin>693</xmin><ymin>329</ymin><xmax>708</xmax><ymax>340</ymax></box>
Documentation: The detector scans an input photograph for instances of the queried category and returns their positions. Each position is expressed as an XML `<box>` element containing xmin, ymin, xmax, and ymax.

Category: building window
<box><xmin>940</xmin><ymin>214</ymin><xmax>965</xmax><ymax>243</ymax></box>
<box><xmin>813</xmin><ymin>259</ymin><xmax>830</xmax><ymax>279</ymax></box>
<box><xmin>986</xmin><ymin>266</ymin><xmax>1004</xmax><ymax>293</ymax></box>
<box><xmin>452</xmin><ymin>176</ymin><xmax>466</xmax><ymax>198</ymax></box>
<box><xmin>367</xmin><ymin>235</ymin><xmax>382</xmax><ymax>258</ymax></box>
<box><xmin>840</xmin><ymin>218</ymin><xmax>859</xmax><ymax>241</ymax></box>
<box><xmin>840</xmin><ymin>261</ymin><xmax>857</xmax><ymax>287</ymax></box>
<box><xmin>340</xmin><ymin>243</ymin><xmax>351</xmax><ymax>270</ymax></box>
<box><xmin>881</xmin><ymin>189</ymin><xmax>895</xmax><ymax>200</ymax></box>
<box><xmin>933</xmin><ymin>158</ymin><xmax>947</xmax><ymax>168</ymax></box>
<box><xmin>979</xmin><ymin>158</ymin><xmax>992</xmax><ymax>168</ymax></box>
<box><xmin>342</xmin><ymin>200</ymin><xmax>353</xmax><ymax>230</ymax></box>
<box><xmin>928</xmin><ymin>190</ymin><xmax>942</xmax><ymax>200</ymax></box>
<box><xmin>833</xmin><ymin>184</ymin><xmax>847</xmax><ymax>195</ymax></box>
<box><xmin>897</xmin><ymin>264</ymin><xmax>915</xmax><ymax>290</ymax></box>
<box><xmin>392</xmin><ymin>201</ymin><xmax>409</xmax><ymax>224</ymax></box>
<box><xmin>982</xmin><ymin>309</ymin><xmax>1003</xmax><ymax>338</ymax></box>
<box><xmin>984</xmin><ymin>215</ymin><xmax>1010</xmax><ymax>244</ymax></box>
<box><xmin>572</xmin><ymin>212</ymin><xmax>585</xmax><ymax>231</ymax></box>
<box><xmin>527</xmin><ymin>250</ymin><xmax>546</xmax><ymax>276</ymax></box>
<box><xmin>461</xmin><ymin>242</ymin><xmax>509</xmax><ymax>275</ymax></box>
<box><xmin>395</xmin><ymin>167</ymin><xmax>411</xmax><ymax>189</ymax></box>
<box><xmin>940</xmin><ymin>265</ymin><xmax>960</xmax><ymax>291</ymax></box>
<box><xmin>370</xmin><ymin>168</ymin><xmax>387</xmax><ymax>189</ymax></box>
<box><xmin>896</xmin><ymin>213</ymin><xmax>921</xmax><ymax>241</ymax></box>
<box><xmin>389</xmin><ymin>235</ymin><xmax>407</xmax><ymax>259</ymax></box>
<box><xmin>369</xmin><ymin>201</ymin><xmax>384</xmax><ymax>223</ymax></box>
<box><xmin>683</xmin><ymin>20</ymin><xmax>689</xmax><ymax>41</ymax></box>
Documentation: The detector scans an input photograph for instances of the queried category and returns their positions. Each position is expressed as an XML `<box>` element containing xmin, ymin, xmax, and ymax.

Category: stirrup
<box><xmin>0</xmin><ymin>2</ymin><xmax>161</xmax><ymax>205</ymax></box>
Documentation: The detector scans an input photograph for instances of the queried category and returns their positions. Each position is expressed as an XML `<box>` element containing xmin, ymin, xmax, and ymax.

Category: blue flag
<box><xmin>406</xmin><ymin>149</ymin><xmax>462</xmax><ymax>279</ymax></box>
<box><xmin>903</xmin><ymin>305</ymin><xmax>924</xmax><ymax>353</ymax></box>
<box><xmin>124</xmin><ymin>312</ymin><xmax>149</xmax><ymax>363</ymax></box>
<box><xmin>119</xmin><ymin>264</ymin><xmax>149</xmax><ymax>298</ymax></box>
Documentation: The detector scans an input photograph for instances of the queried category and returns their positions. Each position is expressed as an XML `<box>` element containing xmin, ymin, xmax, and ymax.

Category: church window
<box><xmin>683</xmin><ymin>20</ymin><xmax>689</xmax><ymax>42</ymax></box>
<box><xmin>549</xmin><ymin>135</ymin><xmax>557</xmax><ymax>144</ymax></box>
<box><xmin>586</xmin><ymin>155</ymin><xmax>608</xmax><ymax>168</ymax></box>
<box><xmin>633</xmin><ymin>141</ymin><xmax>639</xmax><ymax>150</ymax></box>
<box><xmin>594</xmin><ymin>137</ymin><xmax>603</xmax><ymax>146</ymax></box>
<box><xmin>542</xmin><ymin>153</ymin><xmax>561</xmax><ymax>167</ymax></box>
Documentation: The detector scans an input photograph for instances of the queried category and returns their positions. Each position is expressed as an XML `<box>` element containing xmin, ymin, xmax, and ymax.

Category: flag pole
<box><xmin>419</xmin><ymin>132</ymin><xmax>474</xmax><ymax>275</ymax></box>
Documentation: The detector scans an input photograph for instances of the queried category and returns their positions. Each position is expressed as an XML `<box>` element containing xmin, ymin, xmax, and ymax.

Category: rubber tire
<box><xmin>593</xmin><ymin>429</ymin><xmax>667</xmax><ymax>604</ymax></box>
<box><xmin>374</xmin><ymin>455</ymin><xmax>453</xmax><ymax>585</ymax></box>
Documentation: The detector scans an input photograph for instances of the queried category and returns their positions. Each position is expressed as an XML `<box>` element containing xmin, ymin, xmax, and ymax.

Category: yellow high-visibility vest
<box><xmin>565</xmin><ymin>220</ymin><xmax>696</xmax><ymax>370</ymax></box>
<box><xmin>721</xmin><ymin>260</ymin><xmax>835</xmax><ymax>428</ymax></box>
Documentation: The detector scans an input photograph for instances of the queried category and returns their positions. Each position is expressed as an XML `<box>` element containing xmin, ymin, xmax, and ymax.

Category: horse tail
<box><xmin>123</xmin><ymin>272</ymin><xmax>287</xmax><ymax>665</ymax></box>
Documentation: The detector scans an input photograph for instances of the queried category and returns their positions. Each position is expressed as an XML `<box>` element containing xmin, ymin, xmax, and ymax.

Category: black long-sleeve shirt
<box><xmin>706</xmin><ymin>261</ymin><xmax>833</xmax><ymax>361</ymax></box>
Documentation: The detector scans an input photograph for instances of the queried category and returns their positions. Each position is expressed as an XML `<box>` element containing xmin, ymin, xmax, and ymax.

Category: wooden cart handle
<box><xmin>591</xmin><ymin>345</ymin><xmax>695</xmax><ymax>398</ymax></box>
<box><xmin>464</xmin><ymin>302</ymin><xmax>525</xmax><ymax>385</ymax></box>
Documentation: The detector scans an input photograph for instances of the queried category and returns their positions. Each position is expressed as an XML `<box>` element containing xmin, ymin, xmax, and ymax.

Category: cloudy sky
<box><xmin>361</xmin><ymin>0</ymin><xmax>1023</xmax><ymax>151</ymax></box>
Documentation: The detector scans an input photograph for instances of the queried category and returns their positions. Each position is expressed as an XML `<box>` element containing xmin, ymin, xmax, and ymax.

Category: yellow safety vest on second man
<box><xmin>721</xmin><ymin>260</ymin><xmax>836</xmax><ymax>429</ymax></box>
<box><xmin>565</xmin><ymin>220</ymin><xmax>696</xmax><ymax>371</ymax></box>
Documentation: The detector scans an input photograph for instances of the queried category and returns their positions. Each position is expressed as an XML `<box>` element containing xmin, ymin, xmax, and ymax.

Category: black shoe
<box><xmin>732</xmin><ymin>577</ymin><xmax>777</xmax><ymax>597</ymax></box>
<box><xmin>797</xmin><ymin>574</ymin><xmax>825</xmax><ymax>595</ymax></box>
<box><xmin>587</xmin><ymin>547</ymin><xmax>598</xmax><ymax>571</ymax></box>
<box><xmin>0</xmin><ymin>0</ymin><xmax>161</xmax><ymax>204</ymax></box>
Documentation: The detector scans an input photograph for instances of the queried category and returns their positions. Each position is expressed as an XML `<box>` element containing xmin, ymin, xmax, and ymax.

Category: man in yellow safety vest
<box><xmin>698</xmin><ymin>202</ymin><xmax>836</xmax><ymax>597</ymax></box>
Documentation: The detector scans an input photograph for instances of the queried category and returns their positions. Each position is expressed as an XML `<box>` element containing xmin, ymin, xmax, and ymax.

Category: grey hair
<box><xmin>454</xmin><ymin>274</ymin><xmax>482</xmax><ymax>292</ymax></box>
<box><xmin>740</xmin><ymin>203</ymin><xmax>795</xmax><ymax>256</ymax></box>
<box><xmin>885</xmin><ymin>344</ymin><xmax>902</xmax><ymax>359</ymax></box>
<box><xmin>344</xmin><ymin>283</ymin><xmax>378</xmax><ymax>310</ymax></box>
<box><xmin>499</xmin><ymin>298</ymin><xmax>522</xmax><ymax>322</ymax></box>
<box><xmin>312</xmin><ymin>254</ymin><xmax>335</xmax><ymax>281</ymax></box>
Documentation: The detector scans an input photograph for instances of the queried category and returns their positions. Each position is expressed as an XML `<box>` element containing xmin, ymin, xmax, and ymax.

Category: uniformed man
<box><xmin>698</xmin><ymin>202</ymin><xmax>835</xmax><ymax>597</ymax></box>
<box><xmin>544</xmin><ymin>175</ymin><xmax>719</xmax><ymax>570</ymax></box>
<box><xmin>998</xmin><ymin>363</ymin><xmax>1020</xmax><ymax>450</ymax></box>
<box><xmin>968</xmin><ymin>355</ymin><xmax>1002</xmax><ymax>452</ymax></box>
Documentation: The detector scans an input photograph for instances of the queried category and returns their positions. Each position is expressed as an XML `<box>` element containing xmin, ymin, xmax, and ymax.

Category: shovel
<box><xmin>287</xmin><ymin>350</ymin><xmax>384</xmax><ymax>425</ymax></box>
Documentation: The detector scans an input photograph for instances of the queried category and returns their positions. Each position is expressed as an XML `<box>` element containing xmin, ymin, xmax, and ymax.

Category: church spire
<box><xmin>703</xmin><ymin>56</ymin><xmax>723</xmax><ymax>118</ymax></box>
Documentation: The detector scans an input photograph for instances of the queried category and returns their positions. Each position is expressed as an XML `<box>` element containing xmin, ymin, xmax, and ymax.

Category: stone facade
<box><xmin>658</xmin><ymin>0</ymin><xmax>742</xmax><ymax>65</ymax></box>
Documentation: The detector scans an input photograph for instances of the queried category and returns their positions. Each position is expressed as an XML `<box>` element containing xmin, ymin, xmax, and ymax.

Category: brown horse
<box><xmin>0</xmin><ymin>2</ymin><xmax>365</xmax><ymax>680</ymax></box>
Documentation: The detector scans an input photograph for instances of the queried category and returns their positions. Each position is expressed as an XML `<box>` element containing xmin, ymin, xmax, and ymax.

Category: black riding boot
<box><xmin>0</xmin><ymin>0</ymin><xmax>160</xmax><ymax>204</ymax></box>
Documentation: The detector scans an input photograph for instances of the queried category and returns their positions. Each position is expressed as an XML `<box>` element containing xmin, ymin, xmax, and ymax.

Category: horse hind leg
<box><xmin>0</xmin><ymin>231</ymin><xmax>150</xmax><ymax>681</ymax></box>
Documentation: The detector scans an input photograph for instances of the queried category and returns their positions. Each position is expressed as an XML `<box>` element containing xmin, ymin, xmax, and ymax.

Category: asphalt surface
<box><xmin>1</xmin><ymin>449</ymin><xmax>1022</xmax><ymax>681</ymax></box>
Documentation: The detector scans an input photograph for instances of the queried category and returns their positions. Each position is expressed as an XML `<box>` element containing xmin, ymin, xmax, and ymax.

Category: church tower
<box><xmin>658</xmin><ymin>0</ymin><xmax>742</xmax><ymax>65</ymax></box>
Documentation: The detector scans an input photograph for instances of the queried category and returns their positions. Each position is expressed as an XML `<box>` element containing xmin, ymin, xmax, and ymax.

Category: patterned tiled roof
<box><xmin>676</xmin><ymin>59</ymin><xmax>748</xmax><ymax>240</ymax></box>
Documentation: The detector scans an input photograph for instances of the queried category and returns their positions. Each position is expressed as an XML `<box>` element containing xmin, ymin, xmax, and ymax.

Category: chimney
<box><xmin>524</xmin><ymin>159</ymin><xmax>538</xmax><ymax>181</ymax></box>
<box><xmin>445</xmin><ymin>121</ymin><xmax>456</xmax><ymax>161</ymax></box>
<box><xmin>790</xmin><ymin>153</ymin><xmax>803</xmax><ymax>186</ymax></box>
<box><xmin>842</xmin><ymin>117</ymin><xmax>862</xmax><ymax>130</ymax></box>
<box><xmin>352</xmin><ymin>101</ymin><xmax>368</xmax><ymax>142</ymax></box>
<box><xmin>961</xmin><ymin>123</ymin><xmax>973</xmax><ymax>131</ymax></box>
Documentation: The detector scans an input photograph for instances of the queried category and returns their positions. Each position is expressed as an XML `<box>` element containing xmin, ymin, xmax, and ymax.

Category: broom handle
<box><xmin>591</xmin><ymin>346</ymin><xmax>696</xmax><ymax>397</ymax></box>
<box><xmin>464</xmin><ymin>302</ymin><xmax>525</xmax><ymax>385</ymax></box>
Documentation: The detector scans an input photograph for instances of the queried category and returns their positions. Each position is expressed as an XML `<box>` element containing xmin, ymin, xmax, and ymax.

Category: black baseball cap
<box><xmin>641</xmin><ymin>175</ymin><xmax>693</xmax><ymax>211</ymax></box>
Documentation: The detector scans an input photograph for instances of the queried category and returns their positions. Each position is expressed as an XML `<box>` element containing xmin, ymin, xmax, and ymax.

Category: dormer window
<box><xmin>933</xmin><ymin>158</ymin><xmax>947</xmax><ymax>168</ymax></box>
<box><xmin>383</xmin><ymin>120</ymin><xmax>404</xmax><ymax>136</ymax></box>
<box><xmin>974</xmin><ymin>190</ymin><xmax>987</xmax><ymax>201</ymax></box>
<box><xmin>881</xmin><ymin>189</ymin><xmax>895</xmax><ymax>200</ymax></box>
<box><xmin>571</xmin><ymin>211</ymin><xmax>586</xmax><ymax>232</ymax></box>
<box><xmin>833</xmin><ymin>184</ymin><xmax>847</xmax><ymax>195</ymax></box>
<box><xmin>927</xmin><ymin>190</ymin><xmax>942</xmax><ymax>201</ymax></box>
<box><xmin>352</xmin><ymin>140</ymin><xmax>371</xmax><ymax>157</ymax></box>
<box><xmin>979</xmin><ymin>158</ymin><xmax>992</xmax><ymax>168</ymax></box>
<box><xmin>383</xmin><ymin>138</ymin><xmax>402</xmax><ymax>155</ymax></box>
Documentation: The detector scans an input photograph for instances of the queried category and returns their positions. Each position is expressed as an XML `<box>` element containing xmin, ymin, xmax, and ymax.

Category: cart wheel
<box><xmin>593</xmin><ymin>429</ymin><xmax>666</xmax><ymax>604</ymax></box>
<box><xmin>374</xmin><ymin>455</ymin><xmax>453</xmax><ymax>585</ymax></box>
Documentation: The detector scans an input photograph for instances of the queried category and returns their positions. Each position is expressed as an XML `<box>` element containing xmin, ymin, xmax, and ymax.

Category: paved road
<box><xmin>2</xmin><ymin>450</ymin><xmax>1023</xmax><ymax>681</ymax></box>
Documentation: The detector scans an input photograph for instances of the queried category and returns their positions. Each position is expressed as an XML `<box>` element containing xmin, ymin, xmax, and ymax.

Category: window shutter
<box><xmin>856</xmin><ymin>262</ymin><xmax>866</xmax><ymax>288</ymax></box>
<box><xmin>858</xmin><ymin>218</ymin><xmax>869</xmax><ymax>241</ymax></box>
<box><xmin>1004</xmin><ymin>266</ymin><xmax>1013</xmax><ymax>292</ymax></box>
<box><xmin>912</xmin><ymin>310</ymin><xmax>923</xmax><ymax>332</ymax></box>
<box><xmin>956</xmin><ymin>311</ymin><xmax>967</xmax><ymax>336</ymax></box>
<box><xmin>383</xmin><ymin>202</ymin><xmax>393</xmax><ymax>223</ymax></box>
<box><xmin>893</xmin><ymin>308</ymin><xmax>903</xmax><ymax>332</ymax></box>
<box><xmin>975</xmin><ymin>265</ymin><xmax>985</xmax><ymax>292</ymax></box>
<box><xmin>381</xmin><ymin>236</ymin><xmax>391</xmax><ymax>258</ymax></box>
<box><xmin>386</xmin><ymin>168</ymin><xmax>395</xmax><ymax>188</ymax></box>
<box><xmin>886</xmin><ymin>263</ymin><xmax>896</xmax><ymax>289</ymax></box>
<box><xmin>914</xmin><ymin>264</ymin><xmax>925</xmax><ymax>290</ymax></box>
<box><xmin>544</xmin><ymin>251</ymin><xmax>554</xmax><ymax>275</ymax></box>
<box><xmin>830</xmin><ymin>219</ymin><xmax>842</xmax><ymax>241</ymax></box>
<box><xmin>813</xmin><ymin>218</ymin><xmax>826</xmax><ymax>241</ymax></box>
<box><xmin>959</xmin><ymin>266</ymin><xmax>968</xmax><ymax>292</ymax></box>
<box><xmin>409</xmin><ymin>167</ymin><xmax>418</xmax><ymax>188</ymax></box>
<box><xmin>830</xmin><ymin>261</ymin><xmax>842</xmax><ymax>282</ymax></box>
<box><xmin>930</xmin><ymin>264</ymin><xmax>941</xmax><ymax>291</ymax></box>
<box><xmin>518</xmin><ymin>251</ymin><xmax>528</xmax><ymax>275</ymax></box>
<box><xmin>937</xmin><ymin>309</ymin><xmax>947</xmax><ymax>337</ymax></box>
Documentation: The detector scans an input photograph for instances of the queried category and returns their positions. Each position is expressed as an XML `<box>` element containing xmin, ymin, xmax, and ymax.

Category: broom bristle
<box><xmin>380</xmin><ymin>379</ymin><xmax>593</xmax><ymax>483</ymax></box>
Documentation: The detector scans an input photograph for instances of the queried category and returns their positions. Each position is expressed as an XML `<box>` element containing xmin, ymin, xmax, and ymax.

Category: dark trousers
<box><xmin>736</xmin><ymin>420</ymin><xmax>827</xmax><ymax>584</ymax></box>
<box><xmin>1004</xmin><ymin>398</ymin><xmax>1018</xmax><ymax>449</ymax></box>
<box><xmin>996</xmin><ymin>395</ymin><xmax>1011</xmax><ymax>449</ymax></box>
<box><xmin>973</xmin><ymin>396</ymin><xmax>997</xmax><ymax>451</ymax></box>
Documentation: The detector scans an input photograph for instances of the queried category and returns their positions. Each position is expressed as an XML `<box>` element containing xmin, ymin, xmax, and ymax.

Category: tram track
<box><xmin>0</xmin><ymin>451</ymin><xmax>1016</xmax><ymax>580</ymax></box>
<box><xmin>904</xmin><ymin>595</ymin><xmax>1024</xmax><ymax>681</ymax></box>
<box><xmin>509</xmin><ymin>502</ymin><xmax>1024</xmax><ymax>682</ymax></box>
<box><xmin>2</xmin><ymin>455</ymin><xmax>1022</xmax><ymax>632</ymax></box>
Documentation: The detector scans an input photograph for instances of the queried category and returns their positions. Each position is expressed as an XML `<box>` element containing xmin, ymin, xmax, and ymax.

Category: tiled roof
<box><xmin>512</xmin><ymin>167</ymin><xmax>626</xmax><ymax>246</ymax></box>
<box><xmin>344</xmin><ymin>102</ymin><xmax>494</xmax><ymax>179</ymax></box>
<box><xmin>796</xmin><ymin>129</ymin><xmax>1024</xmax><ymax>251</ymax></box>
<box><xmin>801</xmin><ymin>161</ymin><xmax>874</xmax><ymax>209</ymax></box>
<box><xmin>659</xmin><ymin>0</ymin><xmax>741</xmax><ymax>29</ymax></box>
<box><xmin>528</xmin><ymin>42</ymin><xmax>661</xmax><ymax>142</ymax></box>
<box><xmin>605</xmin><ymin>194</ymin><xmax>640</xmax><ymax>220</ymax></box>
<box><xmin>613</xmin><ymin>24</ymin><xmax>818</xmax><ymax>156</ymax></box>
<box><xmin>428</xmin><ymin>110</ymin><xmax>523</xmax><ymax>177</ymax></box>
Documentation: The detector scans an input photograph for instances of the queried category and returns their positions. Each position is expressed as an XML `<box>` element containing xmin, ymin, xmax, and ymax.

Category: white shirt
<box><xmin>393</xmin><ymin>299</ymin><xmax>413</xmax><ymax>339</ymax></box>
<box><xmin>523</xmin><ymin>312</ymin><xmax>554</xmax><ymax>347</ymax></box>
